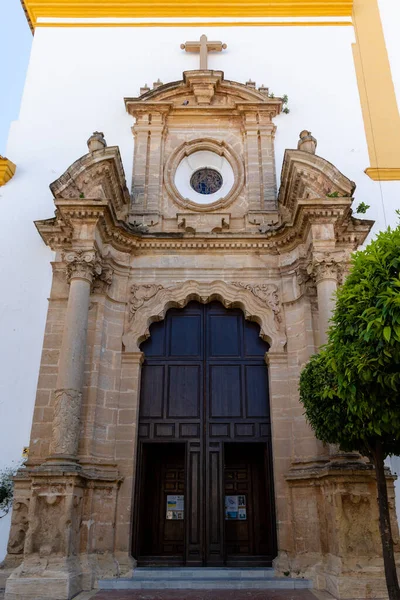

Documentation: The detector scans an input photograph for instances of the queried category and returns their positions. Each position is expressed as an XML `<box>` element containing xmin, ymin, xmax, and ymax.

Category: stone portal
<box><xmin>2</xmin><ymin>62</ymin><xmax>396</xmax><ymax>600</ymax></box>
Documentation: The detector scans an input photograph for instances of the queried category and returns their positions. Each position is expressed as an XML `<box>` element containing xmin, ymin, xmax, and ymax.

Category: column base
<box><xmin>284</xmin><ymin>460</ymin><xmax>400</xmax><ymax>599</ymax></box>
<box><xmin>317</xmin><ymin>555</ymin><xmax>392</xmax><ymax>599</ymax></box>
<box><xmin>4</xmin><ymin>553</ymin><xmax>135</xmax><ymax>600</ymax></box>
<box><xmin>4</xmin><ymin>556</ymin><xmax>83</xmax><ymax>600</ymax></box>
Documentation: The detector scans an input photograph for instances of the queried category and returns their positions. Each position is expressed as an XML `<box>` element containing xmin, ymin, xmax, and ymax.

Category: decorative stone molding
<box><xmin>123</xmin><ymin>279</ymin><xmax>286</xmax><ymax>353</ymax></box>
<box><xmin>231</xmin><ymin>282</ymin><xmax>282</xmax><ymax>325</ymax></box>
<box><xmin>164</xmin><ymin>138</ymin><xmax>245</xmax><ymax>212</ymax></box>
<box><xmin>177</xmin><ymin>212</ymin><xmax>230</xmax><ymax>233</ymax></box>
<box><xmin>129</xmin><ymin>284</ymin><xmax>164</xmax><ymax>322</ymax></box>
<box><xmin>64</xmin><ymin>250</ymin><xmax>102</xmax><ymax>284</ymax></box>
<box><xmin>50</xmin><ymin>388</ymin><xmax>82</xmax><ymax>456</ymax></box>
<box><xmin>0</xmin><ymin>156</ymin><xmax>16</xmax><ymax>186</ymax></box>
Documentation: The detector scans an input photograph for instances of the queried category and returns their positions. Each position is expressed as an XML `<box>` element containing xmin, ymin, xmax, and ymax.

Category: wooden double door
<box><xmin>133</xmin><ymin>302</ymin><xmax>276</xmax><ymax>566</ymax></box>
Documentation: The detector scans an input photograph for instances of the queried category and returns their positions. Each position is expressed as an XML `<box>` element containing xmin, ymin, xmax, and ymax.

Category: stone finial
<box><xmin>298</xmin><ymin>130</ymin><xmax>317</xmax><ymax>154</ymax></box>
<box><xmin>140</xmin><ymin>84</ymin><xmax>150</xmax><ymax>95</ymax></box>
<box><xmin>87</xmin><ymin>132</ymin><xmax>107</xmax><ymax>152</ymax></box>
<box><xmin>153</xmin><ymin>79</ymin><xmax>163</xmax><ymax>89</ymax></box>
<box><xmin>258</xmin><ymin>85</ymin><xmax>269</xmax><ymax>94</ymax></box>
<box><xmin>246</xmin><ymin>79</ymin><xmax>256</xmax><ymax>88</ymax></box>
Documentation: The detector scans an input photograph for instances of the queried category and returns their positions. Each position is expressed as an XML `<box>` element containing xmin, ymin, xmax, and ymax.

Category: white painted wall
<box><xmin>1</xmin><ymin>16</ymin><xmax>400</xmax><ymax>561</ymax></box>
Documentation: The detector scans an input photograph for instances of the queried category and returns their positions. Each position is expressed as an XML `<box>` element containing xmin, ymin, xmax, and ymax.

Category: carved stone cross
<box><xmin>180</xmin><ymin>34</ymin><xmax>227</xmax><ymax>70</ymax></box>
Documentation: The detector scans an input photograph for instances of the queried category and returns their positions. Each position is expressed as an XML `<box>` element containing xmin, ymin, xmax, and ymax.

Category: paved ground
<box><xmin>90</xmin><ymin>591</ymin><xmax>319</xmax><ymax>600</ymax></box>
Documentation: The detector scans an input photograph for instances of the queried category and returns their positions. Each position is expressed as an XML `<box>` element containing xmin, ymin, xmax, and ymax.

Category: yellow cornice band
<box><xmin>0</xmin><ymin>158</ymin><xmax>16</xmax><ymax>187</ymax></box>
<box><xmin>365</xmin><ymin>168</ymin><xmax>400</xmax><ymax>182</ymax></box>
<box><xmin>35</xmin><ymin>20</ymin><xmax>353</xmax><ymax>28</ymax></box>
<box><xmin>21</xmin><ymin>0</ymin><xmax>353</xmax><ymax>30</ymax></box>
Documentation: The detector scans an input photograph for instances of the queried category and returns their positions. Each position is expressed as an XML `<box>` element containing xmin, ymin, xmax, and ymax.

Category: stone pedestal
<box><xmin>282</xmin><ymin>461</ymin><xmax>400</xmax><ymax>599</ymax></box>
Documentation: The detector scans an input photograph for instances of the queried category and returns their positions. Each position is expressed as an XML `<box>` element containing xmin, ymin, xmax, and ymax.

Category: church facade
<box><xmin>1</xmin><ymin>1</ymin><xmax>400</xmax><ymax>599</ymax></box>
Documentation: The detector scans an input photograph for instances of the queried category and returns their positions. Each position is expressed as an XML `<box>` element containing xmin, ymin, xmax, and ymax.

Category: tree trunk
<box><xmin>371</xmin><ymin>440</ymin><xmax>400</xmax><ymax>600</ymax></box>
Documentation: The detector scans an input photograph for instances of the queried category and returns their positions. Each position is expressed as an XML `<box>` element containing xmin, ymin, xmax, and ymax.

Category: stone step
<box><xmin>99</xmin><ymin>568</ymin><xmax>312</xmax><ymax>591</ymax></box>
<box><xmin>132</xmin><ymin>567</ymin><xmax>275</xmax><ymax>579</ymax></box>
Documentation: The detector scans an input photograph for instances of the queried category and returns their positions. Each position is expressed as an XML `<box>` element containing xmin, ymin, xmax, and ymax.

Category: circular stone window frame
<box><xmin>164</xmin><ymin>138</ymin><xmax>245</xmax><ymax>212</ymax></box>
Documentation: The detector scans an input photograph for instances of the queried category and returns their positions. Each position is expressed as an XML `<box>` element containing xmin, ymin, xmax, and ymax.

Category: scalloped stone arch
<box><xmin>122</xmin><ymin>280</ymin><xmax>286</xmax><ymax>354</ymax></box>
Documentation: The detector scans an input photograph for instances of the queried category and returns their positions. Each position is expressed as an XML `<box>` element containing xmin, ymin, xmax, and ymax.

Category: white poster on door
<box><xmin>166</xmin><ymin>495</ymin><xmax>184</xmax><ymax>520</ymax></box>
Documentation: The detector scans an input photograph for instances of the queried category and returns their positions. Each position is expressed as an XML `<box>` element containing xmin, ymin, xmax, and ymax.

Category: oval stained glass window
<box><xmin>190</xmin><ymin>168</ymin><xmax>223</xmax><ymax>195</ymax></box>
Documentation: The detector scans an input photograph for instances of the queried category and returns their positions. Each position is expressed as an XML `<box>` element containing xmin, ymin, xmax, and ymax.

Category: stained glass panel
<box><xmin>190</xmin><ymin>168</ymin><xmax>223</xmax><ymax>195</ymax></box>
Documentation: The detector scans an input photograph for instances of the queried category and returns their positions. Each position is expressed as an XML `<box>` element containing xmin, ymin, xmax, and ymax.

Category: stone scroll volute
<box><xmin>122</xmin><ymin>280</ymin><xmax>286</xmax><ymax>354</ymax></box>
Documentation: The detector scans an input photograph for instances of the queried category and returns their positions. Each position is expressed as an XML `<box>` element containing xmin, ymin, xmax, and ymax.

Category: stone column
<box><xmin>48</xmin><ymin>249</ymin><xmax>101</xmax><ymax>463</ymax></box>
<box><xmin>310</xmin><ymin>258</ymin><xmax>340</xmax><ymax>347</ymax></box>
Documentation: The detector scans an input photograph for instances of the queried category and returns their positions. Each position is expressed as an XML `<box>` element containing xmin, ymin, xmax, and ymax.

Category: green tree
<box><xmin>299</xmin><ymin>223</ymin><xmax>400</xmax><ymax>600</ymax></box>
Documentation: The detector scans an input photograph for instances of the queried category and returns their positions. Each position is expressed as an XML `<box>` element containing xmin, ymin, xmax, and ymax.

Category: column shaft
<box><xmin>316</xmin><ymin>277</ymin><xmax>337</xmax><ymax>346</ymax></box>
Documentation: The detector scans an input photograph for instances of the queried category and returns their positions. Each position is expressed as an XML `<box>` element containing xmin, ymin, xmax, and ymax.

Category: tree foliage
<box><xmin>0</xmin><ymin>467</ymin><xmax>15</xmax><ymax>518</ymax></box>
<box><xmin>299</xmin><ymin>223</ymin><xmax>400</xmax><ymax>600</ymax></box>
<box><xmin>300</xmin><ymin>223</ymin><xmax>400</xmax><ymax>458</ymax></box>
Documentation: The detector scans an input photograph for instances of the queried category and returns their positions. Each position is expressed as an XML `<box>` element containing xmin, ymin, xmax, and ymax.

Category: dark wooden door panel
<box><xmin>136</xmin><ymin>301</ymin><xmax>275</xmax><ymax>566</ymax></box>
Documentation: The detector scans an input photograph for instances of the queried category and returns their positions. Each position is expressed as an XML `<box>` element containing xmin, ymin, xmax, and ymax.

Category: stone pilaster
<box><xmin>131</xmin><ymin>110</ymin><xmax>167</xmax><ymax>220</ymax></box>
<box><xmin>244</xmin><ymin>111</ymin><xmax>277</xmax><ymax>212</ymax></box>
<box><xmin>258</xmin><ymin>117</ymin><xmax>278</xmax><ymax>209</ymax></box>
<box><xmin>146</xmin><ymin>112</ymin><xmax>166</xmax><ymax>214</ymax></box>
<box><xmin>244</xmin><ymin>112</ymin><xmax>262</xmax><ymax>212</ymax></box>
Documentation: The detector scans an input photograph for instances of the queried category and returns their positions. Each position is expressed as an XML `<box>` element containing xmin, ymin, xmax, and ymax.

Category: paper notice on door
<box><xmin>166</xmin><ymin>495</ymin><xmax>184</xmax><ymax>520</ymax></box>
<box><xmin>225</xmin><ymin>495</ymin><xmax>247</xmax><ymax>520</ymax></box>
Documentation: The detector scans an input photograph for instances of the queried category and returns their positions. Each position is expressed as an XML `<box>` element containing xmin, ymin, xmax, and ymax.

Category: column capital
<box><xmin>307</xmin><ymin>252</ymin><xmax>347</xmax><ymax>285</ymax></box>
<box><xmin>64</xmin><ymin>249</ymin><xmax>101</xmax><ymax>284</ymax></box>
<box><xmin>64</xmin><ymin>250</ymin><xmax>114</xmax><ymax>291</ymax></box>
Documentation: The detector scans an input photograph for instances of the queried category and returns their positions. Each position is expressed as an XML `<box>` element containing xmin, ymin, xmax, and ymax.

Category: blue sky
<box><xmin>1</xmin><ymin>0</ymin><xmax>32</xmax><ymax>155</ymax></box>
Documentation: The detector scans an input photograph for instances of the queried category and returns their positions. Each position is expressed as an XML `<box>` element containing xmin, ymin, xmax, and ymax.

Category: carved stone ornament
<box><xmin>7</xmin><ymin>501</ymin><xmax>29</xmax><ymax>555</ymax></box>
<box><xmin>296</xmin><ymin>267</ymin><xmax>317</xmax><ymax>298</ymax></box>
<box><xmin>92</xmin><ymin>263</ymin><xmax>114</xmax><ymax>294</ymax></box>
<box><xmin>124</xmin><ymin>280</ymin><xmax>286</xmax><ymax>354</ymax></box>
<box><xmin>129</xmin><ymin>284</ymin><xmax>164</xmax><ymax>322</ymax></box>
<box><xmin>50</xmin><ymin>388</ymin><xmax>82</xmax><ymax>456</ymax></box>
<box><xmin>64</xmin><ymin>250</ymin><xmax>102</xmax><ymax>285</ymax></box>
<box><xmin>231</xmin><ymin>282</ymin><xmax>282</xmax><ymax>324</ymax></box>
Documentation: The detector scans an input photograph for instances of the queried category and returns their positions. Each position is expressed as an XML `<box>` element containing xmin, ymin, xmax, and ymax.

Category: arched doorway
<box><xmin>133</xmin><ymin>301</ymin><xmax>277</xmax><ymax>566</ymax></box>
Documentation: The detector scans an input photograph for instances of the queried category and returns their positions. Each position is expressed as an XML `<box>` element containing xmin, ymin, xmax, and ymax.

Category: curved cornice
<box><xmin>278</xmin><ymin>149</ymin><xmax>356</xmax><ymax>217</ymax></box>
<box><xmin>50</xmin><ymin>146</ymin><xmax>130</xmax><ymax>220</ymax></box>
<box><xmin>125</xmin><ymin>71</ymin><xmax>283</xmax><ymax>116</ymax></box>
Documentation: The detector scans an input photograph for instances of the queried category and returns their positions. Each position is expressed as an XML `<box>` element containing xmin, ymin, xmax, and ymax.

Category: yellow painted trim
<box><xmin>22</xmin><ymin>0</ymin><xmax>353</xmax><ymax>30</ymax></box>
<box><xmin>352</xmin><ymin>0</ymin><xmax>400</xmax><ymax>179</ymax></box>
<box><xmin>35</xmin><ymin>20</ymin><xmax>353</xmax><ymax>27</ymax></box>
<box><xmin>365</xmin><ymin>168</ymin><xmax>400</xmax><ymax>182</ymax></box>
<box><xmin>0</xmin><ymin>158</ymin><xmax>16</xmax><ymax>187</ymax></box>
